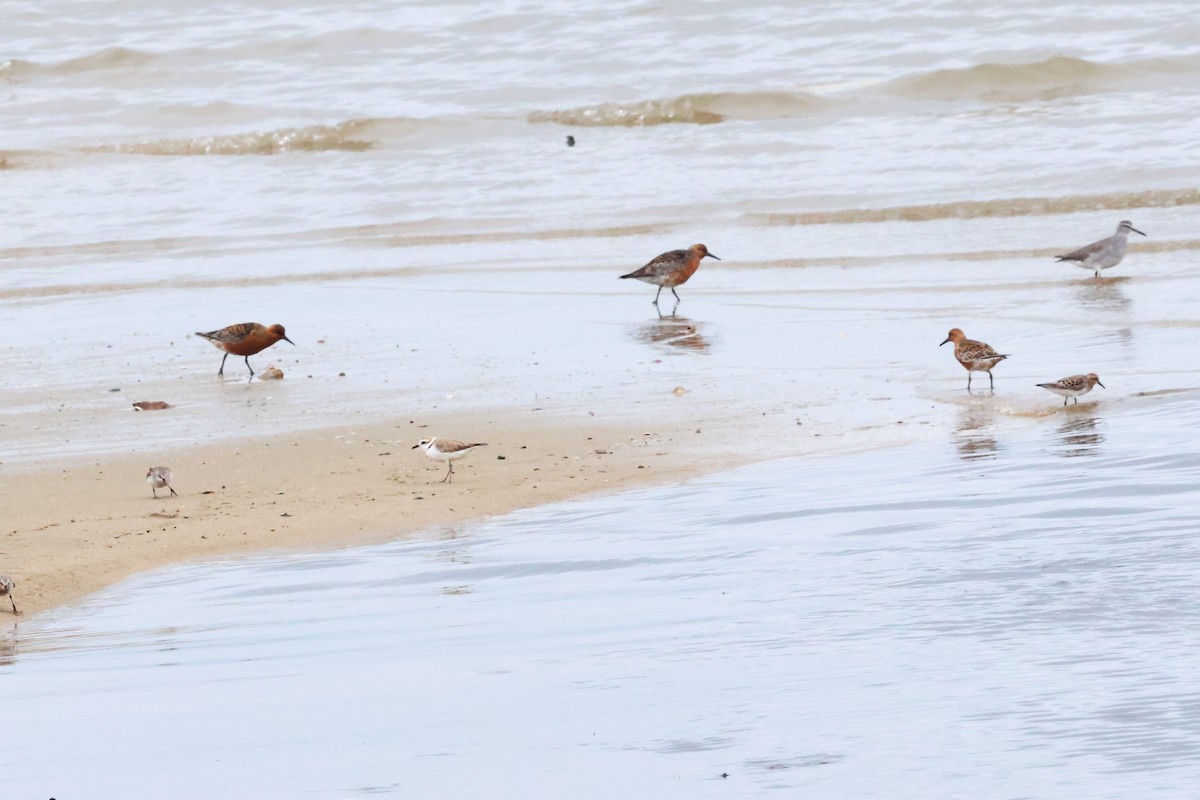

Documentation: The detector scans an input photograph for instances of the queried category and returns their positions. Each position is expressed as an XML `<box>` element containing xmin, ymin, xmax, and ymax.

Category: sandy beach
<box><xmin>9</xmin><ymin>2</ymin><xmax>1200</xmax><ymax>794</ymax></box>
<box><xmin>2</xmin><ymin>407</ymin><xmax>763</xmax><ymax>615</ymax></box>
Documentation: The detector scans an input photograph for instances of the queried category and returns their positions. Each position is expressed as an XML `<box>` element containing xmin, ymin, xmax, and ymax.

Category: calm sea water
<box><xmin>5</xmin><ymin>391</ymin><xmax>1200</xmax><ymax>797</ymax></box>
<box><xmin>3</xmin><ymin>0</ymin><xmax>1200</xmax><ymax>795</ymax></box>
<box><xmin>3</xmin><ymin>0</ymin><xmax>1200</xmax><ymax>460</ymax></box>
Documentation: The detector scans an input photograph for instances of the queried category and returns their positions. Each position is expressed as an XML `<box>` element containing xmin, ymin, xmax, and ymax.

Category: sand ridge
<box><xmin>0</xmin><ymin>409</ymin><xmax>747</xmax><ymax>616</ymax></box>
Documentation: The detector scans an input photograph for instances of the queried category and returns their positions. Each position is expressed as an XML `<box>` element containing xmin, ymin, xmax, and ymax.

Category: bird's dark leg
<box><xmin>1073</xmin><ymin>397</ymin><xmax>1079</xmax><ymax>405</ymax></box>
<box><xmin>1063</xmin><ymin>398</ymin><xmax>1068</xmax><ymax>407</ymax></box>
<box><xmin>218</xmin><ymin>352</ymin><xmax>229</xmax><ymax>376</ymax></box>
<box><xmin>671</xmin><ymin>287</ymin><xmax>681</xmax><ymax>303</ymax></box>
<box><xmin>7</xmin><ymin>595</ymin><xmax>16</xmax><ymax>614</ymax></box>
<box><xmin>442</xmin><ymin>463</ymin><xmax>453</xmax><ymax>483</ymax></box>
<box><xmin>653</xmin><ymin>286</ymin><xmax>662</xmax><ymax>305</ymax></box>
<box><xmin>967</xmin><ymin>372</ymin><xmax>972</xmax><ymax>391</ymax></box>
<box><xmin>152</xmin><ymin>486</ymin><xmax>158</xmax><ymax>498</ymax></box>
<box><xmin>988</xmin><ymin>371</ymin><xmax>995</xmax><ymax>390</ymax></box>
<box><xmin>169</xmin><ymin>484</ymin><xmax>179</xmax><ymax>497</ymax></box>
<box><xmin>244</xmin><ymin>356</ymin><xmax>255</xmax><ymax>376</ymax></box>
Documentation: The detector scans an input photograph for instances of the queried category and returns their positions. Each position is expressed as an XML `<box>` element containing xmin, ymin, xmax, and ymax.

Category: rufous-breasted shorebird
<box><xmin>620</xmin><ymin>243</ymin><xmax>720</xmax><ymax>306</ymax></box>
<box><xmin>412</xmin><ymin>437</ymin><xmax>487</xmax><ymax>483</ymax></box>
<box><xmin>195</xmin><ymin>322</ymin><xmax>294</xmax><ymax>376</ymax></box>
<box><xmin>1055</xmin><ymin>220</ymin><xmax>1145</xmax><ymax>278</ymax></box>
<box><xmin>1037</xmin><ymin>373</ymin><xmax>1104</xmax><ymax>406</ymax></box>
<box><xmin>940</xmin><ymin>328</ymin><xmax>1009</xmax><ymax>391</ymax></box>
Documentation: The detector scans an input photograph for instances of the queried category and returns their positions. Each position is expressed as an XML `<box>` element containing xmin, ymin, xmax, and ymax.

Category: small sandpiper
<box><xmin>195</xmin><ymin>322</ymin><xmax>294</xmax><ymax>376</ymax></box>
<box><xmin>940</xmin><ymin>328</ymin><xmax>1009</xmax><ymax>391</ymax></box>
<box><xmin>1037</xmin><ymin>373</ymin><xmax>1104</xmax><ymax>406</ymax></box>
<box><xmin>146</xmin><ymin>466</ymin><xmax>179</xmax><ymax>498</ymax></box>
<box><xmin>412</xmin><ymin>437</ymin><xmax>487</xmax><ymax>483</ymax></box>
<box><xmin>620</xmin><ymin>244</ymin><xmax>720</xmax><ymax>306</ymax></box>
<box><xmin>0</xmin><ymin>574</ymin><xmax>18</xmax><ymax>614</ymax></box>
<box><xmin>1055</xmin><ymin>220</ymin><xmax>1146</xmax><ymax>278</ymax></box>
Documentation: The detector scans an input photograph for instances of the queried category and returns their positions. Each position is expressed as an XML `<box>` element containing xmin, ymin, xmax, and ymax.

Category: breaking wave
<box><xmin>880</xmin><ymin>54</ymin><xmax>1200</xmax><ymax>102</ymax></box>
<box><xmin>0</xmin><ymin>46</ymin><xmax>159</xmax><ymax>79</ymax></box>
<box><xmin>83</xmin><ymin>120</ymin><xmax>379</xmax><ymax>156</ymax></box>
<box><xmin>751</xmin><ymin>188</ymin><xmax>1200</xmax><ymax>226</ymax></box>
<box><xmin>529</xmin><ymin>91</ymin><xmax>830</xmax><ymax>127</ymax></box>
<box><xmin>530</xmin><ymin>54</ymin><xmax>1200</xmax><ymax>128</ymax></box>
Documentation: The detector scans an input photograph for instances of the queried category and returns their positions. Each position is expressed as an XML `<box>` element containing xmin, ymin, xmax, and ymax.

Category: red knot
<box><xmin>195</xmin><ymin>322</ymin><xmax>294</xmax><ymax>376</ymax></box>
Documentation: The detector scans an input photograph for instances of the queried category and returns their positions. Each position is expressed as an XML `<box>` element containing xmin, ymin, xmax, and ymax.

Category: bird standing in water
<box><xmin>620</xmin><ymin>244</ymin><xmax>720</xmax><ymax>307</ymax></box>
<box><xmin>1055</xmin><ymin>220</ymin><xmax>1146</xmax><ymax>278</ymax></box>
<box><xmin>940</xmin><ymin>328</ymin><xmax>1009</xmax><ymax>391</ymax></box>
<box><xmin>1037</xmin><ymin>373</ymin><xmax>1105</xmax><ymax>406</ymax></box>
<box><xmin>195</xmin><ymin>322</ymin><xmax>294</xmax><ymax>376</ymax></box>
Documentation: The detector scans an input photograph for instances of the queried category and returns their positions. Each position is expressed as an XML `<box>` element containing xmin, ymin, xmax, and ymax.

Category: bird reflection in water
<box><xmin>0</xmin><ymin>634</ymin><xmax>15</xmax><ymax>668</ymax></box>
<box><xmin>632</xmin><ymin>314</ymin><xmax>711</xmax><ymax>353</ymax></box>
<box><xmin>1075</xmin><ymin>276</ymin><xmax>1132</xmax><ymax>313</ymax></box>
<box><xmin>1055</xmin><ymin>412</ymin><xmax>1105</xmax><ymax>458</ymax></box>
<box><xmin>954</xmin><ymin>405</ymin><xmax>1001</xmax><ymax>462</ymax></box>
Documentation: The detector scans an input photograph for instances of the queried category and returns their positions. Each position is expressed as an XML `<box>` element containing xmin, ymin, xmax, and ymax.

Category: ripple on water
<box><xmin>4</xmin><ymin>389</ymin><xmax>1200</xmax><ymax>797</ymax></box>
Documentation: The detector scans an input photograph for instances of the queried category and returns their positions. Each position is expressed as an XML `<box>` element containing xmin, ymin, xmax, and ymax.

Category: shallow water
<box><xmin>4</xmin><ymin>0</ymin><xmax>1200</xmax><ymax>463</ymax></box>
<box><xmin>5</xmin><ymin>1</ymin><xmax>1200</xmax><ymax>794</ymax></box>
<box><xmin>5</xmin><ymin>390</ymin><xmax>1200</xmax><ymax>797</ymax></box>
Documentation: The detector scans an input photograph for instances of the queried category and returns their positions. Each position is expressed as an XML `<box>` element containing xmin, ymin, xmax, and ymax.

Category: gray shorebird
<box><xmin>1037</xmin><ymin>373</ymin><xmax>1104</xmax><ymax>406</ymax></box>
<box><xmin>195</xmin><ymin>322</ymin><xmax>294</xmax><ymax>376</ymax></box>
<box><xmin>940</xmin><ymin>328</ymin><xmax>1009</xmax><ymax>391</ymax></box>
<box><xmin>0</xmin><ymin>575</ymin><xmax>17</xmax><ymax>614</ymax></box>
<box><xmin>146</xmin><ymin>466</ymin><xmax>179</xmax><ymax>498</ymax></box>
<box><xmin>1055</xmin><ymin>220</ymin><xmax>1146</xmax><ymax>278</ymax></box>
<box><xmin>412</xmin><ymin>437</ymin><xmax>487</xmax><ymax>483</ymax></box>
<box><xmin>620</xmin><ymin>244</ymin><xmax>720</xmax><ymax>306</ymax></box>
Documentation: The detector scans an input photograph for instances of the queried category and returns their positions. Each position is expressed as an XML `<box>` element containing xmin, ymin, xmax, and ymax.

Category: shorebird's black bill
<box><xmin>706</xmin><ymin>253</ymin><xmax>722</xmax><ymax>260</ymax></box>
<box><xmin>939</xmin><ymin>337</ymin><xmax>951</xmax><ymax>346</ymax></box>
<box><xmin>1130</xmin><ymin>227</ymin><xmax>1146</xmax><ymax>236</ymax></box>
<box><xmin>283</xmin><ymin>336</ymin><xmax>296</xmax><ymax>345</ymax></box>
<box><xmin>1097</xmin><ymin>380</ymin><xmax>1106</xmax><ymax>388</ymax></box>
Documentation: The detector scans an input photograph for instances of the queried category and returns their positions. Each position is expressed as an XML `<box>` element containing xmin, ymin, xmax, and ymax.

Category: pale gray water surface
<box><xmin>4</xmin><ymin>0</ymin><xmax>1200</xmax><ymax>462</ymax></box>
<box><xmin>5</xmin><ymin>1</ymin><xmax>1200</xmax><ymax>796</ymax></box>
<box><xmin>4</xmin><ymin>391</ymin><xmax>1200</xmax><ymax>797</ymax></box>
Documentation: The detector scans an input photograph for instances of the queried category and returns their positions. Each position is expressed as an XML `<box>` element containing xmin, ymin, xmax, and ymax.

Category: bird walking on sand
<box><xmin>1055</xmin><ymin>220</ymin><xmax>1146</xmax><ymax>278</ymax></box>
<box><xmin>146</xmin><ymin>466</ymin><xmax>179</xmax><ymax>498</ymax></box>
<box><xmin>0</xmin><ymin>575</ymin><xmax>18</xmax><ymax>614</ymax></box>
<box><xmin>1037</xmin><ymin>373</ymin><xmax>1104</xmax><ymax>406</ymax></box>
<box><xmin>620</xmin><ymin>244</ymin><xmax>720</xmax><ymax>306</ymax></box>
<box><xmin>940</xmin><ymin>328</ymin><xmax>1009</xmax><ymax>391</ymax></box>
<box><xmin>412</xmin><ymin>437</ymin><xmax>487</xmax><ymax>483</ymax></box>
<box><xmin>195</xmin><ymin>322</ymin><xmax>294</xmax><ymax>376</ymax></box>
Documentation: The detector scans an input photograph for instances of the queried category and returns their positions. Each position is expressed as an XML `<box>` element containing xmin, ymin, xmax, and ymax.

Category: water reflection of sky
<box><xmin>5</xmin><ymin>394</ymin><xmax>1200</xmax><ymax>798</ymax></box>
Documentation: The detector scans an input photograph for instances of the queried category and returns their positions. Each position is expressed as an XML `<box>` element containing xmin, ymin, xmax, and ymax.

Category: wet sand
<box><xmin>3</xmin><ymin>408</ymin><xmax>763</xmax><ymax>616</ymax></box>
<box><xmin>5</xmin><ymin>248</ymin><xmax>1198</xmax><ymax>616</ymax></box>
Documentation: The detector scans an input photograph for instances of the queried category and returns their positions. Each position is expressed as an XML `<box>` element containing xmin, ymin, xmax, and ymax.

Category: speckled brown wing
<box><xmin>621</xmin><ymin>250</ymin><xmax>688</xmax><ymax>281</ymax></box>
<box><xmin>196</xmin><ymin>322</ymin><xmax>263</xmax><ymax>345</ymax></box>
<box><xmin>1040</xmin><ymin>375</ymin><xmax>1087</xmax><ymax>392</ymax></box>
<box><xmin>956</xmin><ymin>339</ymin><xmax>1008</xmax><ymax>366</ymax></box>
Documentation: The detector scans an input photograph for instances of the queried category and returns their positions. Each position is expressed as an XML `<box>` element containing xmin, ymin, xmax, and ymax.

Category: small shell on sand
<box><xmin>257</xmin><ymin>365</ymin><xmax>284</xmax><ymax>381</ymax></box>
<box><xmin>132</xmin><ymin>401</ymin><xmax>172</xmax><ymax>411</ymax></box>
